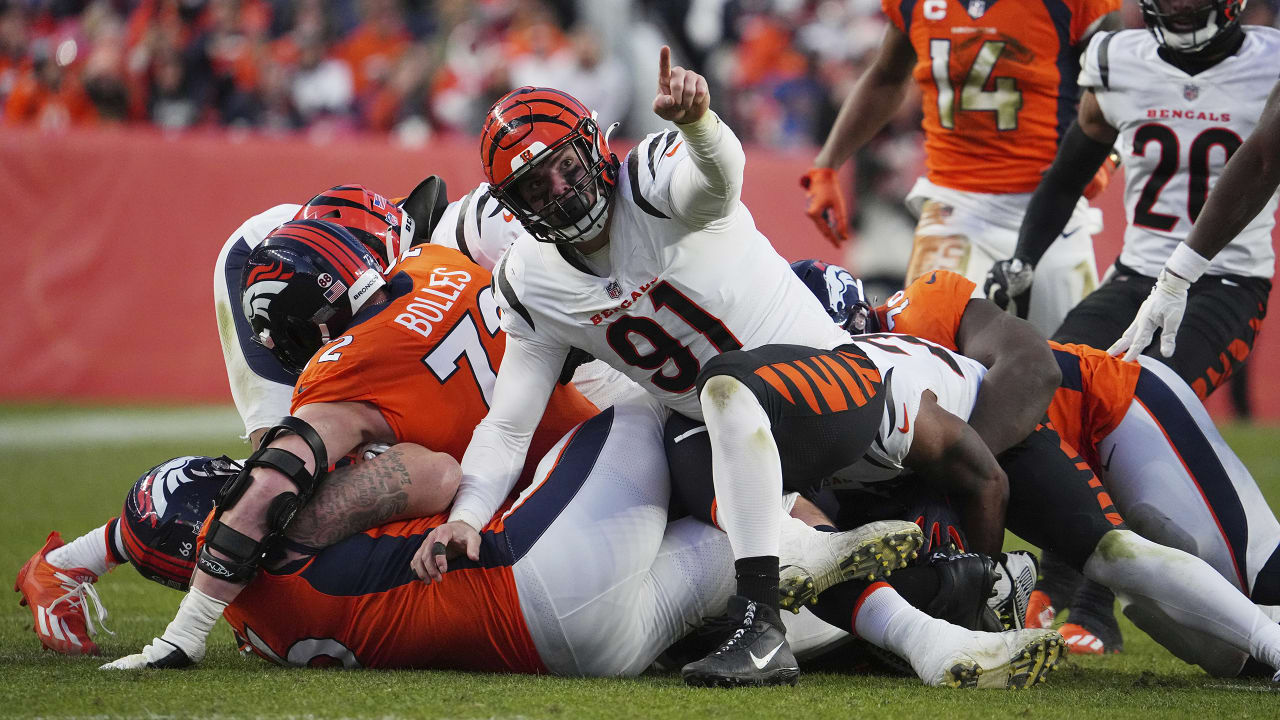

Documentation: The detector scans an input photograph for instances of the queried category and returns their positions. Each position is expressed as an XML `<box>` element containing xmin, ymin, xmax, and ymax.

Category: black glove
<box><xmin>984</xmin><ymin>257</ymin><xmax>1034</xmax><ymax>319</ymax></box>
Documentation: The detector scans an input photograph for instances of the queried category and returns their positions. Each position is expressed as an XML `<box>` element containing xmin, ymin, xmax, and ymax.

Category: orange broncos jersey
<box><xmin>873</xmin><ymin>270</ymin><xmax>1139</xmax><ymax>470</ymax></box>
<box><xmin>883</xmin><ymin>0</ymin><xmax>1118</xmax><ymax>193</ymax></box>
<box><xmin>291</xmin><ymin>244</ymin><xmax>598</xmax><ymax>481</ymax></box>
<box><xmin>222</xmin><ymin>510</ymin><xmax>543</xmax><ymax>671</ymax></box>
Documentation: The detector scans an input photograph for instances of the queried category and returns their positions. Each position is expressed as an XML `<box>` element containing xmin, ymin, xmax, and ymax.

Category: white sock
<box><xmin>702</xmin><ymin>376</ymin><xmax>782</xmax><ymax>561</ymax></box>
<box><xmin>853</xmin><ymin>583</ymin><xmax>952</xmax><ymax>656</ymax></box>
<box><xmin>154</xmin><ymin>587</ymin><xmax>227</xmax><ymax>663</ymax></box>
<box><xmin>1085</xmin><ymin>529</ymin><xmax>1280</xmax><ymax>670</ymax></box>
<box><xmin>47</xmin><ymin>523</ymin><xmax>118</xmax><ymax>577</ymax></box>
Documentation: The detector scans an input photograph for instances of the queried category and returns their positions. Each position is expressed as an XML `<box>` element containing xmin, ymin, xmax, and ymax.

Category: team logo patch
<box><xmin>606</xmin><ymin>280</ymin><xmax>622</xmax><ymax>299</ymax></box>
<box><xmin>1183</xmin><ymin>84</ymin><xmax>1199</xmax><ymax>101</ymax></box>
<box><xmin>966</xmin><ymin>0</ymin><xmax>987</xmax><ymax>18</ymax></box>
<box><xmin>316</xmin><ymin>272</ymin><xmax>334</xmax><ymax>289</ymax></box>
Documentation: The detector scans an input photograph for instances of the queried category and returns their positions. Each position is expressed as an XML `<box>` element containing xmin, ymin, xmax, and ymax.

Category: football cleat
<box><xmin>15</xmin><ymin>532</ymin><xmax>111</xmax><ymax>655</ymax></box>
<box><xmin>778</xmin><ymin>519</ymin><xmax>923</xmax><ymax>612</ymax></box>
<box><xmin>915</xmin><ymin>628</ymin><xmax>1064</xmax><ymax>689</ymax></box>
<box><xmin>681</xmin><ymin>596</ymin><xmax>800</xmax><ymax>687</ymax></box>
<box><xmin>990</xmin><ymin>550</ymin><xmax>1039</xmax><ymax>630</ymax></box>
<box><xmin>1059</xmin><ymin>623</ymin><xmax>1117</xmax><ymax>655</ymax></box>
<box><xmin>1024</xmin><ymin>589</ymin><xmax>1057</xmax><ymax>629</ymax></box>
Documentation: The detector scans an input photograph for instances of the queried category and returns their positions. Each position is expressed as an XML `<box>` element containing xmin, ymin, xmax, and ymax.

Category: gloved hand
<box><xmin>99</xmin><ymin>637</ymin><xmax>198</xmax><ymax>670</ymax></box>
<box><xmin>1108</xmin><ymin>267</ymin><xmax>1191</xmax><ymax>361</ymax></box>
<box><xmin>983</xmin><ymin>257</ymin><xmax>1035</xmax><ymax>319</ymax></box>
<box><xmin>800</xmin><ymin>167</ymin><xmax>850</xmax><ymax>247</ymax></box>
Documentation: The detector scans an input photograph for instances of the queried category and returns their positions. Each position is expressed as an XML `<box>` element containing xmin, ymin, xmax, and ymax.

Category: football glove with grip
<box><xmin>1108</xmin><ymin>243</ymin><xmax>1211</xmax><ymax>361</ymax></box>
<box><xmin>100</xmin><ymin>588</ymin><xmax>225</xmax><ymax>670</ymax></box>
<box><xmin>984</xmin><ymin>258</ymin><xmax>1035</xmax><ymax>319</ymax></box>
<box><xmin>800</xmin><ymin>167</ymin><xmax>850</xmax><ymax>247</ymax></box>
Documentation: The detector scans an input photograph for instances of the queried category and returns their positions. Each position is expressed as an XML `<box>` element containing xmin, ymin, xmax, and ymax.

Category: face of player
<box><xmin>512</xmin><ymin>142</ymin><xmax>598</xmax><ymax>229</ymax></box>
<box><xmin>1155</xmin><ymin>0</ymin><xmax>1215</xmax><ymax>32</ymax></box>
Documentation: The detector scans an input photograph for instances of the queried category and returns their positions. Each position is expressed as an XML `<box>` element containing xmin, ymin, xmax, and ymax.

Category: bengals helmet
<box><xmin>480</xmin><ymin>86</ymin><xmax>619</xmax><ymax>244</ymax></box>
<box><xmin>791</xmin><ymin>259</ymin><xmax>879</xmax><ymax>334</ymax></box>
<box><xmin>241</xmin><ymin>219</ymin><xmax>387</xmax><ymax>374</ymax></box>
<box><xmin>294</xmin><ymin>185</ymin><xmax>416</xmax><ymax>267</ymax></box>
<box><xmin>1140</xmin><ymin>0</ymin><xmax>1246</xmax><ymax>53</ymax></box>
<box><xmin>121</xmin><ymin>456</ymin><xmax>238</xmax><ymax>591</ymax></box>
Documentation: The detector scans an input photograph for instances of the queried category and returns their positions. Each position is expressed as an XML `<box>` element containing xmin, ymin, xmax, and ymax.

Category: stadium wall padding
<box><xmin>3</xmin><ymin>126</ymin><xmax>1276</xmax><ymax>419</ymax></box>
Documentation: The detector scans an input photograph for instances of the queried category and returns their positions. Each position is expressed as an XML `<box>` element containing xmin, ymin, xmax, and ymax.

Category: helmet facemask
<box><xmin>1141</xmin><ymin>0</ymin><xmax>1245</xmax><ymax>53</ymax></box>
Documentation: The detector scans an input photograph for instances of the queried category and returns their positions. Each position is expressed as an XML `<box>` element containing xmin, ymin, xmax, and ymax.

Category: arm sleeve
<box><xmin>449</xmin><ymin>332</ymin><xmax>568</xmax><ymax>530</ymax></box>
<box><xmin>666</xmin><ymin>111</ymin><xmax>747</xmax><ymax>228</ymax></box>
<box><xmin>1013</xmin><ymin>120</ymin><xmax>1114</xmax><ymax>267</ymax></box>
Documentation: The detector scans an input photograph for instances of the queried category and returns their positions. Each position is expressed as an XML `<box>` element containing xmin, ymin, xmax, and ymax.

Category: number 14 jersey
<box><xmin>885</xmin><ymin>0</ymin><xmax>1118</xmax><ymax>193</ymax></box>
<box><xmin>1081</xmin><ymin>27</ymin><xmax>1280</xmax><ymax>279</ymax></box>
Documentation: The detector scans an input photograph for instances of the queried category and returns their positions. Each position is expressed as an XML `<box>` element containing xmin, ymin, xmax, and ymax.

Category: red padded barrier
<box><xmin>1</xmin><ymin>126</ymin><xmax>1275</xmax><ymax>419</ymax></box>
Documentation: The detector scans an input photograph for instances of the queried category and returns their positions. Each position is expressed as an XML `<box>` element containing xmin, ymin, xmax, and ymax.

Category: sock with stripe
<box><xmin>47</xmin><ymin>521</ymin><xmax>121</xmax><ymax>577</ymax></box>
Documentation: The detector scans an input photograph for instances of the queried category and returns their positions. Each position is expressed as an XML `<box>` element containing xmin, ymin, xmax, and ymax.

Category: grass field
<box><xmin>3</xmin><ymin>405</ymin><xmax>1280</xmax><ymax>719</ymax></box>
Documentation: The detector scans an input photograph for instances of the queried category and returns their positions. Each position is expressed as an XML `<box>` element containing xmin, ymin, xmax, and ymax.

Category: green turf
<box><xmin>3</xmin><ymin>409</ymin><xmax>1280</xmax><ymax>718</ymax></box>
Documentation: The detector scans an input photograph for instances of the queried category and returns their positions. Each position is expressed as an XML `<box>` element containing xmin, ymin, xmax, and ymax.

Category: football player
<box><xmin>96</xmin><ymin>220</ymin><xmax>599</xmax><ymax>669</ymax></box>
<box><xmin>984</xmin><ymin>0</ymin><xmax>1280</xmax><ymax>652</ymax></box>
<box><xmin>802</xmin><ymin>0</ymin><xmax>1122</xmax><ymax>336</ymax></box>
<box><xmin>812</xmin><ymin>261</ymin><xmax>1280</xmax><ymax>677</ymax></box>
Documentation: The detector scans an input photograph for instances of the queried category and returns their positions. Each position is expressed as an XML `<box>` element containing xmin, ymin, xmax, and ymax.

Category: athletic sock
<box><xmin>47</xmin><ymin>522</ymin><xmax>120</xmax><ymax>577</ymax></box>
<box><xmin>702</xmin><ymin>377</ymin><xmax>782</xmax><ymax>562</ymax></box>
<box><xmin>853</xmin><ymin>583</ymin><xmax>968</xmax><ymax>672</ymax></box>
<box><xmin>735</xmin><ymin>556</ymin><xmax>781</xmax><ymax>611</ymax></box>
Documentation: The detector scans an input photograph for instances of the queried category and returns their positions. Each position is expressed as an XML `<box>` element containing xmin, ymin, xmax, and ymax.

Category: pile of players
<box><xmin>16</xmin><ymin>0</ymin><xmax>1280</xmax><ymax>690</ymax></box>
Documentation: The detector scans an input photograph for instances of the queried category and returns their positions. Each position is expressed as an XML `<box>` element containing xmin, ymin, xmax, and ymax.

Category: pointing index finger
<box><xmin>658</xmin><ymin>45</ymin><xmax>671</xmax><ymax>91</ymax></box>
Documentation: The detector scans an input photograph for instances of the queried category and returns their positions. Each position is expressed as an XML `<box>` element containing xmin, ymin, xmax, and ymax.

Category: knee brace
<box><xmin>197</xmin><ymin>417</ymin><xmax>329</xmax><ymax>583</ymax></box>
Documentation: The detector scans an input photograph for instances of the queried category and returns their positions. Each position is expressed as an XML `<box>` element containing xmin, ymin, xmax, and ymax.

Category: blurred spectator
<box><xmin>5</xmin><ymin>36</ymin><xmax>96</xmax><ymax>127</ymax></box>
<box><xmin>289</xmin><ymin>24</ymin><xmax>352</xmax><ymax>122</ymax></box>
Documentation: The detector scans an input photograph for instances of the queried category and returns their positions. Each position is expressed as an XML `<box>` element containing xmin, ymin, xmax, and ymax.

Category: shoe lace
<box><xmin>49</xmin><ymin>572</ymin><xmax>114</xmax><ymax>639</ymax></box>
<box><xmin>712</xmin><ymin>603</ymin><xmax>758</xmax><ymax>655</ymax></box>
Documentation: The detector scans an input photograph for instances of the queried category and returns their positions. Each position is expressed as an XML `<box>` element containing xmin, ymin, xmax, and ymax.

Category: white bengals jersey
<box><xmin>429</xmin><ymin>182</ymin><xmax>527</xmax><ymax>273</ymax></box>
<box><xmin>1080</xmin><ymin>27</ymin><xmax>1280</xmax><ymax>279</ymax></box>
<box><xmin>828</xmin><ymin>333</ymin><xmax>986</xmax><ymax>491</ymax></box>
<box><xmin>494</xmin><ymin>130</ymin><xmax>852</xmax><ymax>419</ymax></box>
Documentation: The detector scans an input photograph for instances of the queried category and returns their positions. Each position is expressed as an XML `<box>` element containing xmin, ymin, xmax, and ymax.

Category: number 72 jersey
<box><xmin>291</xmin><ymin>245</ymin><xmax>597</xmax><ymax>474</ymax></box>
<box><xmin>1082</xmin><ymin>27</ymin><xmax>1280</xmax><ymax>279</ymax></box>
<box><xmin>886</xmin><ymin>0</ymin><xmax>1118</xmax><ymax>194</ymax></box>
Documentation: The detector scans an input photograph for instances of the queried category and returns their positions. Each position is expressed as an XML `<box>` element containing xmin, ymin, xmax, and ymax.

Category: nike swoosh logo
<box><xmin>1061</xmin><ymin>228</ymin><xmax>1079</xmax><ymax>238</ymax></box>
<box><xmin>896</xmin><ymin>403</ymin><xmax>910</xmax><ymax>434</ymax></box>
<box><xmin>502</xmin><ymin>212</ymin><xmax>514</xmax><ymax>222</ymax></box>
<box><xmin>926</xmin><ymin>272</ymin><xmax>938</xmax><ymax>284</ymax></box>
<box><xmin>666</xmin><ymin>141</ymin><xmax>683</xmax><ymax>157</ymax></box>
<box><xmin>750</xmin><ymin>642</ymin><xmax>784</xmax><ymax>669</ymax></box>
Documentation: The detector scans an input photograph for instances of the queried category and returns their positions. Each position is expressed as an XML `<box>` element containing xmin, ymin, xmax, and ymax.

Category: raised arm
<box><xmin>652</xmin><ymin>46</ymin><xmax>747</xmax><ymax>227</ymax></box>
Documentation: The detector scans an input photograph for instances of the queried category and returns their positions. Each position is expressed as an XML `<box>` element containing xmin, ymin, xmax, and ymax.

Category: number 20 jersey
<box><xmin>1081</xmin><ymin>27</ymin><xmax>1280</xmax><ymax>279</ymax></box>
<box><xmin>493</xmin><ymin>130</ymin><xmax>852</xmax><ymax>420</ymax></box>
<box><xmin>885</xmin><ymin>0</ymin><xmax>1118</xmax><ymax>193</ymax></box>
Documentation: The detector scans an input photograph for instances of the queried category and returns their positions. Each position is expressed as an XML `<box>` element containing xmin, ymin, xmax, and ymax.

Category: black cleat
<box><xmin>682</xmin><ymin>596</ymin><xmax>800</xmax><ymax>688</ymax></box>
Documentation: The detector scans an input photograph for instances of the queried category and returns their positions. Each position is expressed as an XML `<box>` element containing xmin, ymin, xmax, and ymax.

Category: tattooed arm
<box><xmin>285</xmin><ymin>443</ymin><xmax>461</xmax><ymax>551</ymax></box>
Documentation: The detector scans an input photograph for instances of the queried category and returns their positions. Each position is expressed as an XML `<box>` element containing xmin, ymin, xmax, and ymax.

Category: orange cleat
<box><xmin>1023</xmin><ymin>589</ymin><xmax>1057</xmax><ymax>630</ymax></box>
<box><xmin>14</xmin><ymin>532</ymin><xmax>109</xmax><ymax>655</ymax></box>
<box><xmin>1059</xmin><ymin>622</ymin><xmax>1116</xmax><ymax>655</ymax></box>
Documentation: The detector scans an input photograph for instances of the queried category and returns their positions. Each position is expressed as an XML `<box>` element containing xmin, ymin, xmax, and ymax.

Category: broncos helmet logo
<box><xmin>241</xmin><ymin>279</ymin><xmax>291</xmax><ymax>345</ymax></box>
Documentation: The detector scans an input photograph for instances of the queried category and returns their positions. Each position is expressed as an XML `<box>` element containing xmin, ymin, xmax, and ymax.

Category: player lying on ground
<box><xmin>809</xmin><ymin>262</ymin><xmax>1280</xmax><ymax>677</ymax></box>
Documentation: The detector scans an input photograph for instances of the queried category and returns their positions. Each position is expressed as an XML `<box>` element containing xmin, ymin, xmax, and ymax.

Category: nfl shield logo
<box><xmin>1184</xmin><ymin>84</ymin><xmax>1199</xmax><ymax>101</ymax></box>
<box><xmin>606</xmin><ymin>280</ymin><xmax>622</xmax><ymax>299</ymax></box>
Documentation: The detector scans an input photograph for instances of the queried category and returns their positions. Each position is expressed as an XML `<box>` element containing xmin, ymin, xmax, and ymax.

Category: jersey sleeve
<box><xmin>880</xmin><ymin>0</ymin><xmax>908</xmax><ymax>33</ymax></box>
<box><xmin>428</xmin><ymin>183</ymin><xmax>520</xmax><ymax>273</ymax></box>
<box><xmin>862</xmin><ymin>367</ymin><xmax>922</xmax><ymax>471</ymax></box>
<box><xmin>624</xmin><ymin>130</ymin><xmax>685</xmax><ymax>221</ymax></box>
<box><xmin>874</xmin><ymin>270</ymin><xmax>975</xmax><ymax>351</ymax></box>
<box><xmin>1076</xmin><ymin>31</ymin><xmax>1108</xmax><ymax>91</ymax></box>
<box><xmin>1070</xmin><ymin>0</ymin><xmax>1120</xmax><ymax>44</ymax></box>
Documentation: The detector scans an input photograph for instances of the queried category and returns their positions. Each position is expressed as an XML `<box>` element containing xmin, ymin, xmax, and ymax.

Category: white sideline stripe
<box><xmin>0</xmin><ymin>408</ymin><xmax>243</xmax><ymax>448</ymax></box>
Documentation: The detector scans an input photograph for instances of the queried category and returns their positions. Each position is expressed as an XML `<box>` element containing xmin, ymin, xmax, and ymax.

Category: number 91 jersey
<box><xmin>492</xmin><ymin>132</ymin><xmax>853</xmax><ymax>420</ymax></box>
<box><xmin>886</xmin><ymin>0</ymin><xmax>1118</xmax><ymax>193</ymax></box>
<box><xmin>292</xmin><ymin>245</ymin><xmax>597</xmax><ymax>475</ymax></box>
<box><xmin>1081</xmin><ymin>27</ymin><xmax>1280</xmax><ymax>279</ymax></box>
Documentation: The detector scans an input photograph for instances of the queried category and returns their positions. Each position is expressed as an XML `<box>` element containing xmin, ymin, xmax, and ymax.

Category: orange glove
<box><xmin>801</xmin><ymin>167</ymin><xmax>850</xmax><ymax>247</ymax></box>
<box><xmin>1083</xmin><ymin>151</ymin><xmax>1121</xmax><ymax>200</ymax></box>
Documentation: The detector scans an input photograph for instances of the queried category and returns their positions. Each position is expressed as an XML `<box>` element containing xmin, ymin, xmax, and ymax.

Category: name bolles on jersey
<box><xmin>394</xmin><ymin>266</ymin><xmax>479</xmax><ymax>340</ymax></box>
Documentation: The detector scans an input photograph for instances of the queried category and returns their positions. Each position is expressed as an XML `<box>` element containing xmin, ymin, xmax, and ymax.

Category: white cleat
<box><xmin>778</xmin><ymin>519</ymin><xmax>923</xmax><ymax>612</ymax></box>
<box><xmin>915</xmin><ymin>628</ymin><xmax>1064</xmax><ymax>689</ymax></box>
